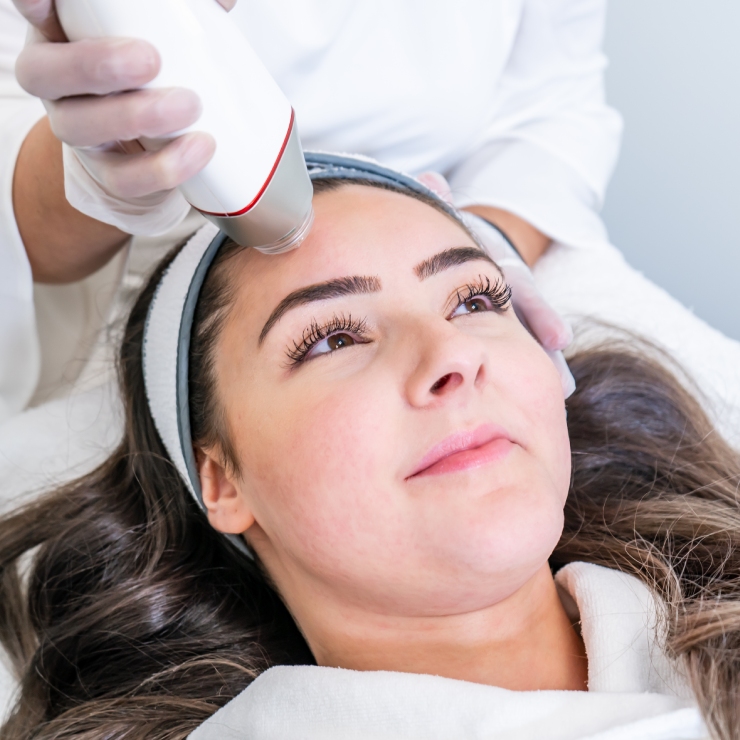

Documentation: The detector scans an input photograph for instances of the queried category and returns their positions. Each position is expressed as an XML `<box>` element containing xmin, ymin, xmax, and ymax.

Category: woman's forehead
<box><xmin>233</xmin><ymin>185</ymin><xmax>474</xmax><ymax>296</ymax></box>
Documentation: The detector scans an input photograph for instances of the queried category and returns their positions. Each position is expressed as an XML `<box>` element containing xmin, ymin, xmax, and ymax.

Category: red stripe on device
<box><xmin>198</xmin><ymin>108</ymin><xmax>296</xmax><ymax>218</ymax></box>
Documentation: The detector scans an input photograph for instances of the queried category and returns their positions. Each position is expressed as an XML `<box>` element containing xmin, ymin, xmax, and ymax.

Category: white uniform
<box><xmin>0</xmin><ymin>0</ymin><xmax>622</xmax><ymax>422</ymax></box>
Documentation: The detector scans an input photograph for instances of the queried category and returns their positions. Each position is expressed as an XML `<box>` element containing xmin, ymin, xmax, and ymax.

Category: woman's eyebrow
<box><xmin>414</xmin><ymin>246</ymin><xmax>500</xmax><ymax>281</ymax></box>
<box><xmin>258</xmin><ymin>247</ymin><xmax>498</xmax><ymax>345</ymax></box>
<box><xmin>259</xmin><ymin>275</ymin><xmax>381</xmax><ymax>344</ymax></box>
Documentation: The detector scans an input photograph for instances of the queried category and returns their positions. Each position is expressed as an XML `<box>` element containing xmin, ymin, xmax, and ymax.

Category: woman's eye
<box><xmin>287</xmin><ymin>315</ymin><xmax>370</xmax><ymax>367</ymax></box>
<box><xmin>308</xmin><ymin>332</ymin><xmax>358</xmax><ymax>358</ymax></box>
<box><xmin>450</xmin><ymin>295</ymin><xmax>493</xmax><ymax>318</ymax></box>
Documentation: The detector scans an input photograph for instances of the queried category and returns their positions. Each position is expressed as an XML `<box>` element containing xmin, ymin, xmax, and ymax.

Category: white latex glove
<box><xmin>461</xmin><ymin>212</ymin><xmax>576</xmax><ymax>398</ymax></box>
<box><xmin>13</xmin><ymin>0</ymin><xmax>237</xmax><ymax>236</ymax></box>
<box><xmin>418</xmin><ymin>172</ymin><xmax>576</xmax><ymax>398</ymax></box>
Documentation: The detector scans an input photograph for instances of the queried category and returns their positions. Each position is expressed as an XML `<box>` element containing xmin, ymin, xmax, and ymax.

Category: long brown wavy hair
<box><xmin>2</xmin><ymin>181</ymin><xmax>740</xmax><ymax>740</ymax></box>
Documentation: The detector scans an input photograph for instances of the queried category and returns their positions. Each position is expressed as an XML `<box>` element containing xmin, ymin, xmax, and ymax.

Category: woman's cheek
<box><xmin>504</xmin><ymin>339</ymin><xmax>571</xmax><ymax>491</ymax></box>
<box><xmin>244</xmin><ymin>374</ymin><xmax>397</xmax><ymax>549</ymax></box>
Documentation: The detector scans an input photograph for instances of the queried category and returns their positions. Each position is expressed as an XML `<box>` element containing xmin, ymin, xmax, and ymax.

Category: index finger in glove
<box><xmin>47</xmin><ymin>87</ymin><xmax>202</xmax><ymax>147</ymax></box>
<box><xmin>16</xmin><ymin>34</ymin><xmax>160</xmax><ymax>99</ymax></box>
<box><xmin>545</xmin><ymin>348</ymin><xmax>576</xmax><ymax>399</ymax></box>
<box><xmin>82</xmin><ymin>131</ymin><xmax>216</xmax><ymax>200</ymax></box>
<box><xmin>507</xmin><ymin>276</ymin><xmax>573</xmax><ymax>352</ymax></box>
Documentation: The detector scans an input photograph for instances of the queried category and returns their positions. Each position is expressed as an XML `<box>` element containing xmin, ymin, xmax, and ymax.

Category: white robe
<box><xmin>188</xmin><ymin>562</ymin><xmax>707</xmax><ymax>740</ymax></box>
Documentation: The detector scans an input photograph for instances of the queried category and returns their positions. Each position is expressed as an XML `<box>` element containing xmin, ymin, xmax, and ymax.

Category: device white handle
<box><xmin>57</xmin><ymin>0</ymin><xmax>293</xmax><ymax>216</ymax></box>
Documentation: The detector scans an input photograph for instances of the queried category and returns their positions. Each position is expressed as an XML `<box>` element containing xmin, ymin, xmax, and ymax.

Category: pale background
<box><xmin>602</xmin><ymin>1</ymin><xmax>740</xmax><ymax>340</ymax></box>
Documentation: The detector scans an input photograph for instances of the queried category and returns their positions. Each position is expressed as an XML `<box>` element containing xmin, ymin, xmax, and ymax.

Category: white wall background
<box><xmin>602</xmin><ymin>1</ymin><xmax>740</xmax><ymax>340</ymax></box>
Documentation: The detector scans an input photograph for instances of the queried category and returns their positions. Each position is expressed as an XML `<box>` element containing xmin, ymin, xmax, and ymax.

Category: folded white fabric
<box><xmin>189</xmin><ymin>563</ymin><xmax>706</xmax><ymax>740</ymax></box>
<box><xmin>192</xmin><ymin>673</ymin><xmax>702</xmax><ymax>740</ymax></box>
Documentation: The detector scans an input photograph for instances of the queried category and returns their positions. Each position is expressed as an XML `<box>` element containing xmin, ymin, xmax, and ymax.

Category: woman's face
<box><xmin>205</xmin><ymin>184</ymin><xmax>571</xmax><ymax>620</ymax></box>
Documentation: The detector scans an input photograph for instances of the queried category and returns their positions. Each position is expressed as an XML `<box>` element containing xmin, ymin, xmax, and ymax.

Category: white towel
<box><xmin>188</xmin><ymin>562</ymin><xmax>705</xmax><ymax>740</ymax></box>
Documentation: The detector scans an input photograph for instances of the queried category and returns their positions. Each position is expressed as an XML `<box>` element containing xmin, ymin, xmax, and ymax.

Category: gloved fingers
<box><xmin>48</xmin><ymin>87</ymin><xmax>202</xmax><ymax>148</ymax></box>
<box><xmin>11</xmin><ymin>0</ymin><xmax>65</xmax><ymax>40</ymax></box>
<box><xmin>505</xmin><ymin>274</ymin><xmax>573</xmax><ymax>351</ymax></box>
<box><xmin>545</xmin><ymin>349</ymin><xmax>577</xmax><ymax>400</ymax></box>
<box><xmin>461</xmin><ymin>211</ymin><xmax>572</xmax><ymax>350</ymax></box>
<box><xmin>417</xmin><ymin>171</ymin><xmax>454</xmax><ymax>204</ymax></box>
<box><xmin>16</xmin><ymin>35</ymin><xmax>160</xmax><ymax>99</ymax></box>
<box><xmin>82</xmin><ymin>131</ymin><xmax>216</xmax><ymax>200</ymax></box>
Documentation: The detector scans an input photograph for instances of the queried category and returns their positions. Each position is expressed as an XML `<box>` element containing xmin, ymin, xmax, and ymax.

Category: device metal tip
<box><xmin>252</xmin><ymin>206</ymin><xmax>314</xmax><ymax>255</ymax></box>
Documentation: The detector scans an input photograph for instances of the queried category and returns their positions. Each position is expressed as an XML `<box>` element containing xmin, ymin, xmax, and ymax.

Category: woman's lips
<box><xmin>408</xmin><ymin>424</ymin><xmax>514</xmax><ymax>479</ymax></box>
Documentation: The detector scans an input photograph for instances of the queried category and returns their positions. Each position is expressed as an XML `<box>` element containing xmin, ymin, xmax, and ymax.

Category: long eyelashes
<box><xmin>285</xmin><ymin>275</ymin><xmax>511</xmax><ymax>367</ymax></box>
<box><xmin>454</xmin><ymin>275</ymin><xmax>511</xmax><ymax>313</ymax></box>
<box><xmin>286</xmin><ymin>314</ymin><xmax>368</xmax><ymax>366</ymax></box>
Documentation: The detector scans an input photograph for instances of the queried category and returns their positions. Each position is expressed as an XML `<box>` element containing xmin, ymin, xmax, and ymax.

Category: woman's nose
<box><xmin>404</xmin><ymin>322</ymin><xmax>487</xmax><ymax>408</ymax></box>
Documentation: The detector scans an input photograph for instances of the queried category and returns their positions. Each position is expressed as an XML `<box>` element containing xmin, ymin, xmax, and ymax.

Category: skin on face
<box><xmin>198</xmin><ymin>185</ymin><xmax>578</xmax><ymax>687</ymax></box>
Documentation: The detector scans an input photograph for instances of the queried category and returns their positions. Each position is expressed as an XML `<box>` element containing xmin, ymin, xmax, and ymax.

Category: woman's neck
<box><xmin>295</xmin><ymin>564</ymin><xmax>588</xmax><ymax>692</ymax></box>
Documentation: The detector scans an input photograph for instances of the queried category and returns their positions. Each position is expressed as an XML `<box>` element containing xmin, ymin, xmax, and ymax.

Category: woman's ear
<box><xmin>196</xmin><ymin>449</ymin><xmax>256</xmax><ymax>534</ymax></box>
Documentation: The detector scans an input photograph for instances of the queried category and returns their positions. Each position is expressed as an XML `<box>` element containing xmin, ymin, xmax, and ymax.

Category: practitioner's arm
<box><xmin>463</xmin><ymin>206</ymin><xmax>550</xmax><ymax>268</ymax></box>
<box><xmin>13</xmin><ymin>118</ymin><xmax>129</xmax><ymax>283</ymax></box>
<box><xmin>10</xmin><ymin>0</ymin><xmax>235</xmax><ymax>284</ymax></box>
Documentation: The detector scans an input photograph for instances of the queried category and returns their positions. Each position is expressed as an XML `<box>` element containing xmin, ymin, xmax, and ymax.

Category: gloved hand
<box><xmin>12</xmin><ymin>0</ymin><xmax>237</xmax><ymax>235</ymax></box>
<box><xmin>461</xmin><ymin>212</ymin><xmax>576</xmax><ymax>398</ymax></box>
<box><xmin>418</xmin><ymin>172</ymin><xmax>576</xmax><ymax>398</ymax></box>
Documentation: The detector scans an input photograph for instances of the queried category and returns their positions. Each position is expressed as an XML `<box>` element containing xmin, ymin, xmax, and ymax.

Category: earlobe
<box><xmin>197</xmin><ymin>451</ymin><xmax>256</xmax><ymax>534</ymax></box>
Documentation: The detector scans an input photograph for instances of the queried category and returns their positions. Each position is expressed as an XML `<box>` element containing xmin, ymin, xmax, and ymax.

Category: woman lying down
<box><xmin>1</xmin><ymin>155</ymin><xmax>738</xmax><ymax>740</ymax></box>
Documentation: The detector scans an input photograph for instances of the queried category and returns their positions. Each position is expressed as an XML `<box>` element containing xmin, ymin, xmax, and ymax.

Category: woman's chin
<box><xmin>425</xmin><ymin>496</ymin><xmax>564</xmax><ymax>578</ymax></box>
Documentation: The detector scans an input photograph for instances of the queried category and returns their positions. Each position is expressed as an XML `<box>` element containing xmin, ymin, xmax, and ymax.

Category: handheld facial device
<box><xmin>56</xmin><ymin>0</ymin><xmax>314</xmax><ymax>253</ymax></box>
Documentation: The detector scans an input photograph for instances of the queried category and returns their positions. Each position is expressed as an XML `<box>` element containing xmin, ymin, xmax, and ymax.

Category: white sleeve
<box><xmin>446</xmin><ymin>0</ymin><xmax>623</xmax><ymax>250</ymax></box>
<box><xmin>0</xmin><ymin>0</ymin><xmax>45</xmax><ymax>423</ymax></box>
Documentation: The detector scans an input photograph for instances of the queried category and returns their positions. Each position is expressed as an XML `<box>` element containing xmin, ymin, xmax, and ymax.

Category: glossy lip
<box><xmin>407</xmin><ymin>423</ymin><xmax>514</xmax><ymax>479</ymax></box>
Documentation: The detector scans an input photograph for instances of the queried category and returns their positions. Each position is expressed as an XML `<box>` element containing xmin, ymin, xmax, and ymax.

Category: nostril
<box><xmin>430</xmin><ymin>374</ymin><xmax>451</xmax><ymax>394</ymax></box>
<box><xmin>430</xmin><ymin>372</ymin><xmax>463</xmax><ymax>395</ymax></box>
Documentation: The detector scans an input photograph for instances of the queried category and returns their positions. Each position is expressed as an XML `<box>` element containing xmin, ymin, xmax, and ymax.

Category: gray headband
<box><xmin>142</xmin><ymin>153</ymin><xmax>465</xmax><ymax>558</ymax></box>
